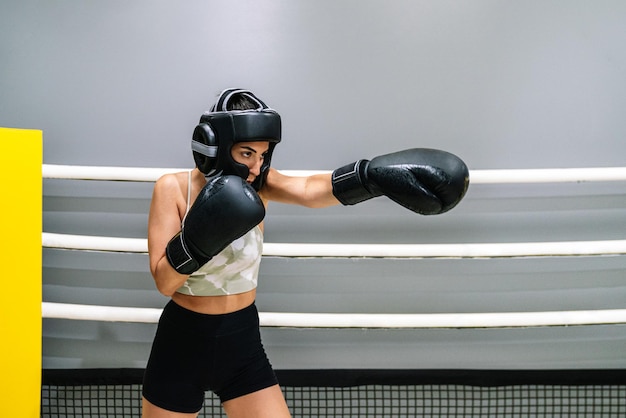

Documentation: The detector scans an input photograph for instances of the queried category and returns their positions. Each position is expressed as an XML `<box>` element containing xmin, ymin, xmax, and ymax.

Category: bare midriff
<box><xmin>171</xmin><ymin>289</ymin><xmax>257</xmax><ymax>315</ymax></box>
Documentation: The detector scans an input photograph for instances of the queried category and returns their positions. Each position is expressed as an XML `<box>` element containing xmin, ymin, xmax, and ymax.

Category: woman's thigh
<box><xmin>222</xmin><ymin>385</ymin><xmax>291</xmax><ymax>418</ymax></box>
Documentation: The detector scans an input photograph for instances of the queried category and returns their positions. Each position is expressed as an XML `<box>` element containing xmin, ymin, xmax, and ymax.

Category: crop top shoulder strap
<box><xmin>182</xmin><ymin>169</ymin><xmax>192</xmax><ymax>225</ymax></box>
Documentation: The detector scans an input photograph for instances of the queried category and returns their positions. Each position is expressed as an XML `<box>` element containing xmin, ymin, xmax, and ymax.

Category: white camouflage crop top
<box><xmin>175</xmin><ymin>171</ymin><xmax>263</xmax><ymax>296</ymax></box>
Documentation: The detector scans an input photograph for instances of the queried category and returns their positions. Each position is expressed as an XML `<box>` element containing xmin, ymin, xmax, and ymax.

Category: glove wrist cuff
<box><xmin>166</xmin><ymin>231</ymin><xmax>200</xmax><ymax>275</ymax></box>
<box><xmin>331</xmin><ymin>160</ymin><xmax>378</xmax><ymax>205</ymax></box>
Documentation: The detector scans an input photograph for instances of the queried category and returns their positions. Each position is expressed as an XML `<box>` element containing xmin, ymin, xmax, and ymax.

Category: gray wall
<box><xmin>2</xmin><ymin>0</ymin><xmax>625</xmax><ymax>370</ymax></box>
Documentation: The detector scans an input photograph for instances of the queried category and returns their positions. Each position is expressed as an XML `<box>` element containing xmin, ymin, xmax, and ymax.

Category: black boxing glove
<box><xmin>166</xmin><ymin>175</ymin><xmax>265</xmax><ymax>275</ymax></box>
<box><xmin>331</xmin><ymin>148</ymin><xmax>469</xmax><ymax>215</ymax></box>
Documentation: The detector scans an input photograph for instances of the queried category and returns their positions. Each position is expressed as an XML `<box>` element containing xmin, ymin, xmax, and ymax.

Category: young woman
<box><xmin>142</xmin><ymin>89</ymin><xmax>469</xmax><ymax>417</ymax></box>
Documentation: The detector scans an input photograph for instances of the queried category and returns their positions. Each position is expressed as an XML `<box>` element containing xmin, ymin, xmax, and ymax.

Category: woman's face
<box><xmin>231</xmin><ymin>141</ymin><xmax>270</xmax><ymax>184</ymax></box>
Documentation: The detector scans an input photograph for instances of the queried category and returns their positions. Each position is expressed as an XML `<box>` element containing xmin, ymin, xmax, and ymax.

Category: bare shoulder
<box><xmin>261</xmin><ymin>168</ymin><xmax>293</xmax><ymax>200</ymax></box>
<box><xmin>265</xmin><ymin>167</ymin><xmax>287</xmax><ymax>184</ymax></box>
<box><xmin>154</xmin><ymin>171</ymin><xmax>188</xmax><ymax>196</ymax></box>
<box><xmin>151</xmin><ymin>171</ymin><xmax>192</xmax><ymax>216</ymax></box>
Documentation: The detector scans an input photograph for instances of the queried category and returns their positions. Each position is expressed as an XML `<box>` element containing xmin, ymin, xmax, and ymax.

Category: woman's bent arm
<box><xmin>147</xmin><ymin>173</ymin><xmax>190</xmax><ymax>296</ymax></box>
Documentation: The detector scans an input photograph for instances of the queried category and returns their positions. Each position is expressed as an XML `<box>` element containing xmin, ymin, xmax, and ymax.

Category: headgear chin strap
<box><xmin>191</xmin><ymin>89</ymin><xmax>281</xmax><ymax>191</ymax></box>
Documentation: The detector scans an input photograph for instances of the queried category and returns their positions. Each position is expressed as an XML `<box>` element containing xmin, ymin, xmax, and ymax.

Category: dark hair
<box><xmin>227</xmin><ymin>94</ymin><xmax>258</xmax><ymax>111</ymax></box>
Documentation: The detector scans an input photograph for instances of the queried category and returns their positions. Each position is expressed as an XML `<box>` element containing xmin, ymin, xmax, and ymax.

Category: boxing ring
<box><xmin>39</xmin><ymin>165</ymin><xmax>626</xmax><ymax>416</ymax></box>
<box><xmin>4</xmin><ymin>128</ymin><xmax>623</xmax><ymax>416</ymax></box>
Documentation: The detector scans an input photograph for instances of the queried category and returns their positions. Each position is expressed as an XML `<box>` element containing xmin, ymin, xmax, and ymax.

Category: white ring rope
<box><xmin>43</xmin><ymin>233</ymin><xmax>147</xmax><ymax>253</ymax></box>
<box><xmin>41</xmin><ymin>163</ymin><xmax>626</xmax><ymax>328</ymax></box>
<box><xmin>41</xmin><ymin>302</ymin><xmax>626</xmax><ymax>328</ymax></box>
<box><xmin>42</xmin><ymin>164</ymin><xmax>185</xmax><ymax>182</ymax></box>
<box><xmin>42</xmin><ymin>164</ymin><xmax>626</xmax><ymax>184</ymax></box>
<box><xmin>42</xmin><ymin>232</ymin><xmax>626</xmax><ymax>258</ymax></box>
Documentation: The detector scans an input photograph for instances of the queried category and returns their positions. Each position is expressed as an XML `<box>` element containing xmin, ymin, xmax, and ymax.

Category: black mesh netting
<box><xmin>41</xmin><ymin>369</ymin><xmax>626</xmax><ymax>417</ymax></box>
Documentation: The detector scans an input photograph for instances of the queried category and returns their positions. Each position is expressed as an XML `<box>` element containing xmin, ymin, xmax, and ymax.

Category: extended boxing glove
<box><xmin>331</xmin><ymin>148</ymin><xmax>469</xmax><ymax>215</ymax></box>
<box><xmin>166</xmin><ymin>175</ymin><xmax>265</xmax><ymax>275</ymax></box>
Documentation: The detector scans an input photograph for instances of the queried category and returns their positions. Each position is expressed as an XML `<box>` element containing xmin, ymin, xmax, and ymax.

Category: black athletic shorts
<box><xmin>142</xmin><ymin>300</ymin><xmax>278</xmax><ymax>413</ymax></box>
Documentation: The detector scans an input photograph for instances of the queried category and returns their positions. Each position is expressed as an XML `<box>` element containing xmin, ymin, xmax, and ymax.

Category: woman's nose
<box><xmin>249</xmin><ymin>158</ymin><xmax>263</xmax><ymax>176</ymax></box>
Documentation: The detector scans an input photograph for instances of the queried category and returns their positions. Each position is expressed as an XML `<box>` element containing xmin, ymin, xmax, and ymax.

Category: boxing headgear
<box><xmin>191</xmin><ymin>88</ymin><xmax>281</xmax><ymax>191</ymax></box>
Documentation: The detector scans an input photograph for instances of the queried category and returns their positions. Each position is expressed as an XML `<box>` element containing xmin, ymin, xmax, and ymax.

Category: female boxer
<box><xmin>142</xmin><ymin>88</ymin><xmax>469</xmax><ymax>417</ymax></box>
